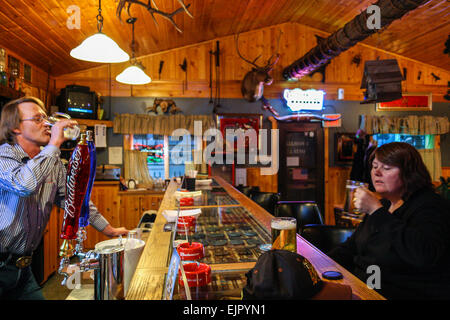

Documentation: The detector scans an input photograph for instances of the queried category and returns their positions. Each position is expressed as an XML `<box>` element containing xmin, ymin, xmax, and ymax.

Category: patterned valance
<box><xmin>113</xmin><ymin>113</ymin><xmax>216</xmax><ymax>136</ymax></box>
<box><xmin>360</xmin><ymin>115</ymin><xmax>449</xmax><ymax>135</ymax></box>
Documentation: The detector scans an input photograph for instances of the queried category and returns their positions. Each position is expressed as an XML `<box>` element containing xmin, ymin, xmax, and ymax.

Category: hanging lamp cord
<box><xmin>96</xmin><ymin>0</ymin><xmax>104</xmax><ymax>33</ymax></box>
<box><xmin>131</xmin><ymin>19</ymin><xmax>136</xmax><ymax>60</ymax></box>
<box><xmin>127</xmin><ymin>17</ymin><xmax>138</xmax><ymax>65</ymax></box>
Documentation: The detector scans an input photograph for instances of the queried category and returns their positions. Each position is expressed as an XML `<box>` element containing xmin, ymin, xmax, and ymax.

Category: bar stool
<box><xmin>138</xmin><ymin>210</ymin><xmax>157</xmax><ymax>228</ymax></box>
<box><xmin>236</xmin><ymin>185</ymin><xmax>260</xmax><ymax>198</ymax></box>
<box><xmin>300</xmin><ymin>224</ymin><xmax>355</xmax><ymax>253</ymax></box>
<box><xmin>276</xmin><ymin>201</ymin><xmax>324</xmax><ymax>233</ymax></box>
<box><xmin>250</xmin><ymin>192</ymin><xmax>279</xmax><ymax>215</ymax></box>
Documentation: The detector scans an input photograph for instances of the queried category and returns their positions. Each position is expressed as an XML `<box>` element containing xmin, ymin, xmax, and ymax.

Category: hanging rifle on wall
<box><xmin>179</xmin><ymin>58</ymin><xmax>187</xmax><ymax>94</ymax></box>
<box><xmin>209</xmin><ymin>41</ymin><xmax>221</xmax><ymax>114</ymax></box>
<box><xmin>159</xmin><ymin>60</ymin><xmax>164</xmax><ymax>80</ymax></box>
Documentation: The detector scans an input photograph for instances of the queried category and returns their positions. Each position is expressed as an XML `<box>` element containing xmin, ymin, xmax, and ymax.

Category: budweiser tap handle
<box><xmin>60</xmin><ymin>133</ymin><xmax>91</xmax><ymax>240</ymax></box>
<box><xmin>79</xmin><ymin>130</ymin><xmax>96</xmax><ymax>228</ymax></box>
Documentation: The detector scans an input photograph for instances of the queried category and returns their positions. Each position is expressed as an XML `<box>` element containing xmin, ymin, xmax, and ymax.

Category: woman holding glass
<box><xmin>328</xmin><ymin>142</ymin><xmax>450</xmax><ymax>300</ymax></box>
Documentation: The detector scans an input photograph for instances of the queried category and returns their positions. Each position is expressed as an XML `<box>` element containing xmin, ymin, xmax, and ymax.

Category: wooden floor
<box><xmin>41</xmin><ymin>272</ymin><xmax>72</xmax><ymax>300</ymax></box>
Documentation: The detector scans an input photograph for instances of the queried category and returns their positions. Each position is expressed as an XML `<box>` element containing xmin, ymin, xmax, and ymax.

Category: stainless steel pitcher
<box><xmin>94</xmin><ymin>243</ymin><xmax>125</xmax><ymax>300</ymax></box>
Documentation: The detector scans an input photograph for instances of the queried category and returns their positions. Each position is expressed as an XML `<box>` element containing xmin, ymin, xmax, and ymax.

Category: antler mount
<box><xmin>116</xmin><ymin>0</ymin><xmax>193</xmax><ymax>33</ymax></box>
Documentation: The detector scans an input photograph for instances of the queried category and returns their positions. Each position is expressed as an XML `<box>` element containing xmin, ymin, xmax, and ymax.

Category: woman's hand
<box><xmin>354</xmin><ymin>187</ymin><xmax>383</xmax><ymax>215</ymax></box>
<box><xmin>102</xmin><ymin>225</ymin><xmax>129</xmax><ymax>237</ymax></box>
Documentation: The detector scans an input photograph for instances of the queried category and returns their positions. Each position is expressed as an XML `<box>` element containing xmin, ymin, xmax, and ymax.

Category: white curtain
<box><xmin>418</xmin><ymin>148</ymin><xmax>442</xmax><ymax>182</ymax></box>
<box><xmin>123</xmin><ymin>150</ymin><xmax>154</xmax><ymax>188</ymax></box>
<box><xmin>361</xmin><ymin>115</ymin><xmax>449</xmax><ymax>135</ymax></box>
<box><xmin>113</xmin><ymin>113</ymin><xmax>216</xmax><ymax>135</ymax></box>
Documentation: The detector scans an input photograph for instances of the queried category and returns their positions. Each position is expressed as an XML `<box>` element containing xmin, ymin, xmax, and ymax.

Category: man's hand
<box><xmin>48</xmin><ymin>119</ymin><xmax>78</xmax><ymax>148</ymax></box>
<box><xmin>102</xmin><ymin>225</ymin><xmax>129</xmax><ymax>237</ymax></box>
<box><xmin>354</xmin><ymin>187</ymin><xmax>383</xmax><ymax>215</ymax></box>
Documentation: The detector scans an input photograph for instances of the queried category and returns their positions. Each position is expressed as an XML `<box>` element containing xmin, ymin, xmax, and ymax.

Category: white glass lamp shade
<box><xmin>70</xmin><ymin>33</ymin><xmax>129</xmax><ymax>63</ymax></box>
<box><xmin>116</xmin><ymin>65</ymin><xmax>151</xmax><ymax>85</ymax></box>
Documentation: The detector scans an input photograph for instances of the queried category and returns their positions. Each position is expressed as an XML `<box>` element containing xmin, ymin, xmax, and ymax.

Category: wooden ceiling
<box><xmin>0</xmin><ymin>0</ymin><xmax>448</xmax><ymax>77</ymax></box>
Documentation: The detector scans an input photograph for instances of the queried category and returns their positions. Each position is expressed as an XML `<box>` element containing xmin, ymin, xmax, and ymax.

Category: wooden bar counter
<box><xmin>126</xmin><ymin>176</ymin><xmax>385</xmax><ymax>300</ymax></box>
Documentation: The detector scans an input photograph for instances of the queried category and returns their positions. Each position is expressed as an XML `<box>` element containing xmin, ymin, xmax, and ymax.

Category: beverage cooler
<box><xmin>278</xmin><ymin>122</ymin><xmax>325</xmax><ymax>215</ymax></box>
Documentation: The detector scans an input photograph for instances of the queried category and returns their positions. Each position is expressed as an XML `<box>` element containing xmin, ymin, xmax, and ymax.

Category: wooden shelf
<box><xmin>73</xmin><ymin>118</ymin><xmax>113</xmax><ymax>127</ymax></box>
<box><xmin>0</xmin><ymin>85</ymin><xmax>24</xmax><ymax>100</ymax></box>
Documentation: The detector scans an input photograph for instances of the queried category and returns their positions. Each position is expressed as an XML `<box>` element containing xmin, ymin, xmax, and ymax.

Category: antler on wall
<box><xmin>116</xmin><ymin>0</ymin><xmax>193</xmax><ymax>33</ymax></box>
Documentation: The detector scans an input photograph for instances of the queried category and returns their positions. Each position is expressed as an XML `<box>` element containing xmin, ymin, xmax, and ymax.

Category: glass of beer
<box><xmin>45</xmin><ymin>112</ymin><xmax>80</xmax><ymax>140</ymax></box>
<box><xmin>343</xmin><ymin>180</ymin><xmax>368</xmax><ymax>215</ymax></box>
<box><xmin>271</xmin><ymin>217</ymin><xmax>297</xmax><ymax>253</ymax></box>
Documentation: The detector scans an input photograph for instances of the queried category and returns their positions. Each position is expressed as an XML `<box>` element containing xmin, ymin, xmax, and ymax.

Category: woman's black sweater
<box><xmin>328</xmin><ymin>189</ymin><xmax>450</xmax><ymax>300</ymax></box>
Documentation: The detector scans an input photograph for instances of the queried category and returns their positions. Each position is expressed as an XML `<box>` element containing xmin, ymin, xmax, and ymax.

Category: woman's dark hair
<box><xmin>369</xmin><ymin>142</ymin><xmax>433</xmax><ymax>200</ymax></box>
<box><xmin>0</xmin><ymin>96</ymin><xmax>46</xmax><ymax>145</ymax></box>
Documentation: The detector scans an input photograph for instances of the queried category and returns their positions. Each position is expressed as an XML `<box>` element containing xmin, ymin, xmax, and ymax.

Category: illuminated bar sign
<box><xmin>376</xmin><ymin>93</ymin><xmax>432</xmax><ymax>111</ymax></box>
<box><xmin>283</xmin><ymin>88</ymin><xmax>325</xmax><ymax>112</ymax></box>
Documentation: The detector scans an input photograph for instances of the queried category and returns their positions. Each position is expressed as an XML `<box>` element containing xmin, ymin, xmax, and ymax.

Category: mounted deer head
<box><xmin>235</xmin><ymin>31</ymin><xmax>281</xmax><ymax>102</ymax></box>
<box><xmin>116</xmin><ymin>0</ymin><xmax>193</xmax><ymax>33</ymax></box>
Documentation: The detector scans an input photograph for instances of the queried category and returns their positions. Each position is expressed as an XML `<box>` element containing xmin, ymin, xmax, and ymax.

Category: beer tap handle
<box><xmin>58</xmin><ymin>257</ymin><xmax>70</xmax><ymax>286</ymax></box>
<box><xmin>75</xmin><ymin>227</ymin><xmax>87</xmax><ymax>256</ymax></box>
<box><xmin>58</xmin><ymin>239</ymin><xmax>74</xmax><ymax>286</ymax></box>
<box><xmin>79</xmin><ymin>250</ymin><xmax>99</xmax><ymax>272</ymax></box>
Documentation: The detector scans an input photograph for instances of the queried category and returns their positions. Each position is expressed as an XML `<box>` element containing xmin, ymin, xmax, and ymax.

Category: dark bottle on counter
<box><xmin>61</xmin><ymin>133</ymin><xmax>91</xmax><ymax>239</ymax></box>
<box><xmin>79</xmin><ymin>130</ymin><xmax>96</xmax><ymax>227</ymax></box>
<box><xmin>8</xmin><ymin>74</ymin><xmax>15</xmax><ymax>89</ymax></box>
<box><xmin>0</xmin><ymin>65</ymin><xmax>7</xmax><ymax>87</ymax></box>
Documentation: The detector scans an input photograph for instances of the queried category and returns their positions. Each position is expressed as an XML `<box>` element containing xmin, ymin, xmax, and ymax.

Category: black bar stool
<box><xmin>276</xmin><ymin>201</ymin><xmax>324</xmax><ymax>233</ymax></box>
<box><xmin>250</xmin><ymin>191</ymin><xmax>280</xmax><ymax>215</ymax></box>
<box><xmin>236</xmin><ymin>185</ymin><xmax>260</xmax><ymax>198</ymax></box>
<box><xmin>300</xmin><ymin>224</ymin><xmax>355</xmax><ymax>253</ymax></box>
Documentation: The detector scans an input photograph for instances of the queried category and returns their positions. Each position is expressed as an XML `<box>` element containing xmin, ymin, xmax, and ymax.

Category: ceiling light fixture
<box><xmin>116</xmin><ymin>17</ymin><xmax>151</xmax><ymax>85</ymax></box>
<box><xmin>70</xmin><ymin>0</ymin><xmax>129</xmax><ymax>63</ymax></box>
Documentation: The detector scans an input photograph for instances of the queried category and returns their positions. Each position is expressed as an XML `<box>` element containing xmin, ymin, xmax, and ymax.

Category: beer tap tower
<box><xmin>58</xmin><ymin>130</ymin><xmax>99</xmax><ymax>286</ymax></box>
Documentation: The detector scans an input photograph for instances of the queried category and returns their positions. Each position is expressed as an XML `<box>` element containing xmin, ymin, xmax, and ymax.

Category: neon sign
<box><xmin>283</xmin><ymin>88</ymin><xmax>325</xmax><ymax>111</ymax></box>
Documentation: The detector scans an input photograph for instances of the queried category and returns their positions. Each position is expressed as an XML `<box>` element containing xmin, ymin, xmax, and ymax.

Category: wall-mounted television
<box><xmin>57</xmin><ymin>85</ymin><xmax>97</xmax><ymax>119</ymax></box>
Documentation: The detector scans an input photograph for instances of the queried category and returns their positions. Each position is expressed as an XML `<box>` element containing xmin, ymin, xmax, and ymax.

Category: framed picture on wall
<box><xmin>24</xmin><ymin>64</ymin><xmax>32</xmax><ymax>83</ymax></box>
<box><xmin>8</xmin><ymin>55</ymin><xmax>20</xmax><ymax>77</ymax></box>
<box><xmin>215</xmin><ymin>113</ymin><xmax>263</xmax><ymax>152</ymax></box>
<box><xmin>376</xmin><ymin>93</ymin><xmax>432</xmax><ymax>111</ymax></box>
<box><xmin>335</xmin><ymin>133</ymin><xmax>356</xmax><ymax>164</ymax></box>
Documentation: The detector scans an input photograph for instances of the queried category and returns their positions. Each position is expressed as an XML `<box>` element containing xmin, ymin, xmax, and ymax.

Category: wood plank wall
<box><xmin>54</xmin><ymin>22</ymin><xmax>450</xmax><ymax>101</ymax></box>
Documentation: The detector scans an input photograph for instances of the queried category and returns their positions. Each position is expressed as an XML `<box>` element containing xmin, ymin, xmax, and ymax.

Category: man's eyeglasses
<box><xmin>20</xmin><ymin>114</ymin><xmax>48</xmax><ymax>124</ymax></box>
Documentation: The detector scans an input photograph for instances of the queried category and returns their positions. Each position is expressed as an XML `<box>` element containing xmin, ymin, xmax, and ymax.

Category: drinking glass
<box><xmin>45</xmin><ymin>112</ymin><xmax>80</xmax><ymax>140</ymax></box>
<box><xmin>271</xmin><ymin>217</ymin><xmax>297</xmax><ymax>253</ymax></box>
<box><xmin>343</xmin><ymin>180</ymin><xmax>368</xmax><ymax>215</ymax></box>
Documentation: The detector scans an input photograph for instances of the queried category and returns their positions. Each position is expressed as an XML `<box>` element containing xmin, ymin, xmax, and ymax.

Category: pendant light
<box><xmin>70</xmin><ymin>0</ymin><xmax>129</xmax><ymax>63</ymax></box>
<box><xmin>116</xmin><ymin>17</ymin><xmax>151</xmax><ymax>85</ymax></box>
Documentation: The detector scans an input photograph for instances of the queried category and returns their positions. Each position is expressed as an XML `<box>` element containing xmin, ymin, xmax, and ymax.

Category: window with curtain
<box><xmin>361</xmin><ymin>115</ymin><xmax>449</xmax><ymax>181</ymax></box>
<box><xmin>115</xmin><ymin>113</ymin><xmax>215</xmax><ymax>184</ymax></box>
<box><xmin>373</xmin><ymin>134</ymin><xmax>433</xmax><ymax>150</ymax></box>
<box><xmin>133</xmin><ymin>133</ymin><xmax>200</xmax><ymax>180</ymax></box>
